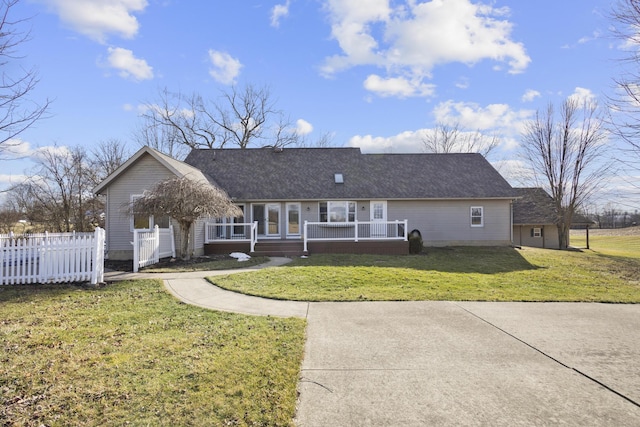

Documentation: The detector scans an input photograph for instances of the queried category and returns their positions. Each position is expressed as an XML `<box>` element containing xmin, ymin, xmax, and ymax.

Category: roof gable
<box><xmin>93</xmin><ymin>146</ymin><xmax>214</xmax><ymax>194</ymax></box>
<box><xmin>184</xmin><ymin>147</ymin><xmax>517</xmax><ymax>200</ymax></box>
<box><xmin>513</xmin><ymin>188</ymin><xmax>557</xmax><ymax>225</ymax></box>
<box><xmin>512</xmin><ymin>188</ymin><xmax>594</xmax><ymax>226</ymax></box>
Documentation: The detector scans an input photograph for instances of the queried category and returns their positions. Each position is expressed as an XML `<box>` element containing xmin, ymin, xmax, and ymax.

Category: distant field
<box><xmin>571</xmin><ymin>227</ymin><xmax>640</xmax><ymax>259</ymax></box>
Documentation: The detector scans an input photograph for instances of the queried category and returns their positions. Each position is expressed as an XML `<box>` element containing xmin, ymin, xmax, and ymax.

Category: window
<box><xmin>287</xmin><ymin>203</ymin><xmax>300</xmax><ymax>236</ymax></box>
<box><xmin>131</xmin><ymin>195</ymin><xmax>151</xmax><ymax>231</ymax></box>
<box><xmin>319</xmin><ymin>201</ymin><xmax>356</xmax><ymax>222</ymax></box>
<box><xmin>130</xmin><ymin>195</ymin><xmax>171</xmax><ymax>231</ymax></box>
<box><xmin>532</xmin><ymin>227</ymin><xmax>542</xmax><ymax>238</ymax></box>
<box><xmin>470</xmin><ymin>206</ymin><xmax>484</xmax><ymax>227</ymax></box>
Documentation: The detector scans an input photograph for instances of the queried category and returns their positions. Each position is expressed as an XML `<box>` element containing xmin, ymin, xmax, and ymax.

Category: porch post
<box><xmin>354</xmin><ymin>219</ymin><xmax>358</xmax><ymax>242</ymax></box>
<box><xmin>303</xmin><ymin>221</ymin><xmax>308</xmax><ymax>253</ymax></box>
<box><xmin>251</xmin><ymin>221</ymin><xmax>258</xmax><ymax>253</ymax></box>
<box><xmin>133</xmin><ymin>229</ymin><xmax>139</xmax><ymax>273</ymax></box>
<box><xmin>403</xmin><ymin>220</ymin><xmax>408</xmax><ymax>241</ymax></box>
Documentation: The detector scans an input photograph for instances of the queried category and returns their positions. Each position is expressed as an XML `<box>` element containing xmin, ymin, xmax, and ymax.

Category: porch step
<box><xmin>253</xmin><ymin>241</ymin><xmax>305</xmax><ymax>257</ymax></box>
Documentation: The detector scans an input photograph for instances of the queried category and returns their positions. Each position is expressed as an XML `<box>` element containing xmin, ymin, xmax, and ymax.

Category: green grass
<box><xmin>210</xmin><ymin>246</ymin><xmax>640</xmax><ymax>302</ymax></box>
<box><xmin>0</xmin><ymin>280</ymin><xmax>306</xmax><ymax>426</ymax></box>
<box><xmin>570</xmin><ymin>232</ymin><xmax>640</xmax><ymax>259</ymax></box>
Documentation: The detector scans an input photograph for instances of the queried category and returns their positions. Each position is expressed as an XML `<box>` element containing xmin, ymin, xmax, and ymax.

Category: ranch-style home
<box><xmin>94</xmin><ymin>146</ymin><xmax>523</xmax><ymax>260</ymax></box>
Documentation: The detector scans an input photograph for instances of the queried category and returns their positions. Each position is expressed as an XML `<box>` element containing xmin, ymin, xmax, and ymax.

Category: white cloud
<box><xmin>363</xmin><ymin>74</ymin><xmax>435</xmax><ymax>98</ymax></box>
<box><xmin>569</xmin><ymin>87</ymin><xmax>597</xmax><ymax>105</ymax></box>
<box><xmin>39</xmin><ymin>0</ymin><xmax>148</xmax><ymax>43</ymax></box>
<box><xmin>296</xmin><ymin>119</ymin><xmax>313</xmax><ymax>135</ymax></box>
<box><xmin>208</xmin><ymin>50</ymin><xmax>243</xmax><ymax>85</ymax></box>
<box><xmin>0</xmin><ymin>173</ymin><xmax>29</xmax><ymax>186</ymax></box>
<box><xmin>1</xmin><ymin>139</ymin><xmax>33</xmax><ymax>158</ymax></box>
<box><xmin>349</xmin><ymin>100</ymin><xmax>536</xmax><ymax>155</ymax></box>
<box><xmin>106</xmin><ymin>47</ymin><xmax>153</xmax><ymax>81</ymax></box>
<box><xmin>491</xmin><ymin>159</ymin><xmax>535</xmax><ymax>187</ymax></box>
<box><xmin>522</xmin><ymin>89</ymin><xmax>541</xmax><ymax>102</ymax></box>
<box><xmin>455</xmin><ymin>77</ymin><xmax>470</xmax><ymax>90</ymax></box>
<box><xmin>322</xmin><ymin>0</ymin><xmax>530</xmax><ymax>98</ymax></box>
<box><xmin>348</xmin><ymin>129</ymin><xmax>428</xmax><ymax>153</ymax></box>
<box><xmin>271</xmin><ymin>1</ymin><xmax>291</xmax><ymax>28</ymax></box>
<box><xmin>433</xmin><ymin>100</ymin><xmax>533</xmax><ymax>139</ymax></box>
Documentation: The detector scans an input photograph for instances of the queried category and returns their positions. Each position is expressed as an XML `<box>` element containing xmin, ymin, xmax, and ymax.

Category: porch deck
<box><xmin>204</xmin><ymin>239</ymin><xmax>409</xmax><ymax>257</ymax></box>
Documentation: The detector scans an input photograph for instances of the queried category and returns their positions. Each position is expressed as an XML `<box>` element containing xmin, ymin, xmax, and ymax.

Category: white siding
<box><xmin>105</xmin><ymin>154</ymin><xmax>177</xmax><ymax>260</ymax></box>
<box><xmin>388</xmin><ymin>200</ymin><xmax>512</xmax><ymax>246</ymax></box>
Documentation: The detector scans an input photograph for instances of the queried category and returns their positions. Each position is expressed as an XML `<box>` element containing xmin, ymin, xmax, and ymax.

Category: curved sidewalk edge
<box><xmin>104</xmin><ymin>257</ymin><xmax>310</xmax><ymax>318</ymax></box>
<box><xmin>164</xmin><ymin>278</ymin><xmax>309</xmax><ymax>318</ymax></box>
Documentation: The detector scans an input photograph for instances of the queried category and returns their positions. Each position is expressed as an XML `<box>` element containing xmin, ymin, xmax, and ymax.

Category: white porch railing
<box><xmin>0</xmin><ymin>228</ymin><xmax>105</xmax><ymax>285</ymax></box>
<box><xmin>132</xmin><ymin>225</ymin><xmax>175</xmax><ymax>272</ymax></box>
<box><xmin>303</xmin><ymin>220</ymin><xmax>408</xmax><ymax>252</ymax></box>
<box><xmin>205</xmin><ymin>221</ymin><xmax>258</xmax><ymax>252</ymax></box>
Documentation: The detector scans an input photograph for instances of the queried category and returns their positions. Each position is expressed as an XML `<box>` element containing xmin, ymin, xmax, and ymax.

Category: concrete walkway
<box><xmin>104</xmin><ymin>257</ymin><xmax>310</xmax><ymax>318</ymax></box>
<box><xmin>105</xmin><ymin>258</ymin><xmax>640</xmax><ymax>426</ymax></box>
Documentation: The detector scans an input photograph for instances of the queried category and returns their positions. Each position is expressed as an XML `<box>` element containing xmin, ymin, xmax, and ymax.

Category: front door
<box><xmin>370</xmin><ymin>201</ymin><xmax>387</xmax><ymax>237</ymax></box>
<box><xmin>253</xmin><ymin>203</ymin><xmax>280</xmax><ymax>237</ymax></box>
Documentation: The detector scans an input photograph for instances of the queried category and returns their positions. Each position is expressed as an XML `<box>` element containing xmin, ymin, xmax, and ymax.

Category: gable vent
<box><xmin>334</xmin><ymin>173</ymin><xmax>344</xmax><ymax>184</ymax></box>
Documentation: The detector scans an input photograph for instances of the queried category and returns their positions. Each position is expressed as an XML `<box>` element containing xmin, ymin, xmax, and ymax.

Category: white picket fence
<box><xmin>0</xmin><ymin>228</ymin><xmax>106</xmax><ymax>285</ymax></box>
<box><xmin>132</xmin><ymin>225</ymin><xmax>175</xmax><ymax>272</ymax></box>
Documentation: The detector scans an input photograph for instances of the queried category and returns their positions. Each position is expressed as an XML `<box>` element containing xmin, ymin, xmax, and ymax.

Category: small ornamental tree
<box><xmin>128</xmin><ymin>176</ymin><xmax>242</xmax><ymax>260</ymax></box>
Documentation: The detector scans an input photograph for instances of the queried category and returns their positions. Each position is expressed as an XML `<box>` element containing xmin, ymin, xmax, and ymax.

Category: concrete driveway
<box><xmin>296</xmin><ymin>301</ymin><xmax>640</xmax><ymax>426</ymax></box>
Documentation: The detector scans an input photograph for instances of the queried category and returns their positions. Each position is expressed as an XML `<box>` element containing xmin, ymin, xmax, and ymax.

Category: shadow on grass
<box><xmin>290</xmin><ymin>246</ymin><xmax>541</xmax><ymax>274</ymax></box>
<box><xmin>0</xmin><ymin>282</ymin><xmax>101</xmax><ymax>303</ymax></box>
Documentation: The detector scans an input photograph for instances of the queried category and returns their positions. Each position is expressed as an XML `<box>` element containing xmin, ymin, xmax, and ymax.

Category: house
<box><xmin>512</xmin><ymin>187</ymin><xmax>593</xmax><ymax>249</ymax></box>
<box><xmin>512</xmin><ymin>188</ymin><xmax>561</xmax><ymax>249</ymax></box>
<box><xmin>92</xmin><ymin>146</ymin><xmax>215</xmax><ymax>260</ymax></box>
<box><xmin>94</xmin><ymin>146</ymin><xmax>520</xmax><ymax>259</ymax></box>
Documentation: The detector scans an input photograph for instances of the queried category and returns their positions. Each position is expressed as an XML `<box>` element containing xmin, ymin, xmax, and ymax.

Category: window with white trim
<box><xmin>131</xmin><ymin>195</ymin><xmax>151</xmax><ymax>231</ymax></box>
<box><xmin>532</xmin><ymin>227</ymin><xmax>542</xmax><ymax>238</ymax></box>
<box><xmin>319</xmin><ymin>201</ymin><xmax>356</xmax><ymax>222</ymax></box>
<box><xmin>130</xmin><ymin>195</ymin><xmax>170</xmax><ymax>231</ymax></box>
<box><xmin>470</xmin><ymin>206</ymin><xmax>484</xmax><ymax>227</ymax></box>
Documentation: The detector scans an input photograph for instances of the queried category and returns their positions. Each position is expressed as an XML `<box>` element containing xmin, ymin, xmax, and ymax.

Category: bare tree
<box><xmin>296</xmin><ymin>130</ymin><xmax>336</xmax><ymax>148</ymax></box>
<box><xmin>89</xmin><ymin>139</ymin><xmax>131</xmax><ymax>183</ymax></box>
<box><xmin>138</xmin><ymin>84</ymin><xmax>299</xmax><ymax>155</ymax></box>
<box><xmin>127</xmin><ymin>176</ymin><xmax>241</xmax><ymax>260</ymax></box>
<box><xmin>0</xmin><ymin>200</ymin><xmax>21</xmax><ymax>233</ymax></box>
<box><xmin>608</xmin><ymin>0</ymin><xmax>640</xmax><ymax>151</ymax></box>
<box><xmin>132</xmin><ymin>116</ymin><xmax>188</xmax><ymax>160</ymax></box>
<box><xmin>13</xmin><ymin>146</ymin><xmax>99</xmax><ymax>231</ymax></box>
<box><xmin>422</xmin><ymin>122</ymin><xmax>501</xmax><ymax>158</ymax></box>
<box><xmin>520</xmin><ymin>98</ymin><xmax>610</xmax><ymax>248</ymax></box>
<box><xmin>0</xmin><ymin>0</ymin><xmax>50</xmax><ymax>151</ymax></box>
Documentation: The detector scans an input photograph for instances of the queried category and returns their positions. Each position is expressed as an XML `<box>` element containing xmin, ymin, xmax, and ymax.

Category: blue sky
<box><xmin>4</xmin><ymin>0</ymin><xmax>637</xmax><ymax>212</ymax></box>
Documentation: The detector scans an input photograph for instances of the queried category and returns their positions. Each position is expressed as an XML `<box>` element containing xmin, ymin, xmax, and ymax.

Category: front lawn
<box><xmin>0</xmin><ymin>280</ymin><xmax>305</xmax><ymax>426</ymax></box>
<box><xmin>210</xmin><ymin>246</ymin><xmax>640</xmax><ymax>302</ymax></box>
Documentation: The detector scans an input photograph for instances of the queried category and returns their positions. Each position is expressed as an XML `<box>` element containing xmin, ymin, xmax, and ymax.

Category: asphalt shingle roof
<box><xmin>513</xmin><ymin>188</ymin><xmax>558</xmax><ymax>225</ymax></box>
<box><xmin>184</xmin><ymin>147</ymin><xmax>517</xmax><ymax>201</ymax></box>
<box><xmin>512</xmin><ymin>187</ymin><xmax>593</xmax><ymax>226</ymax></box>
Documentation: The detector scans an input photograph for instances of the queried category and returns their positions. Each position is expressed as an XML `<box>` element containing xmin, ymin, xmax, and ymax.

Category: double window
<box><xmin>130</xmin><ymin>195</ymin><xmax>170</xmax><ymax>231</ymax></box>
<box><xmin>319</xmin><ymin>201</ymin><xmax>356</xmax><ymax>223</ymax></box>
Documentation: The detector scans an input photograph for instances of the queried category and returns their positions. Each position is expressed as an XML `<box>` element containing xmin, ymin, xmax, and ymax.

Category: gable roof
<box><xmin>184</xmin><ymin>147</ymin><xmax>517</xmax><ymax>200</ymax></box>
<box><xmin>93</xmin><ymin>146</ymin><xmax>215</xmax><ymax>194</ymax></box>
<box><xmin>513</xmin><ymin>188</ymin><xmax>558</xmax><ymax>225</ymax></box>
<box><xmin>512</xmin><ymin>187</ymin><xmax>594</xmax><ymax>226</ymax></box>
